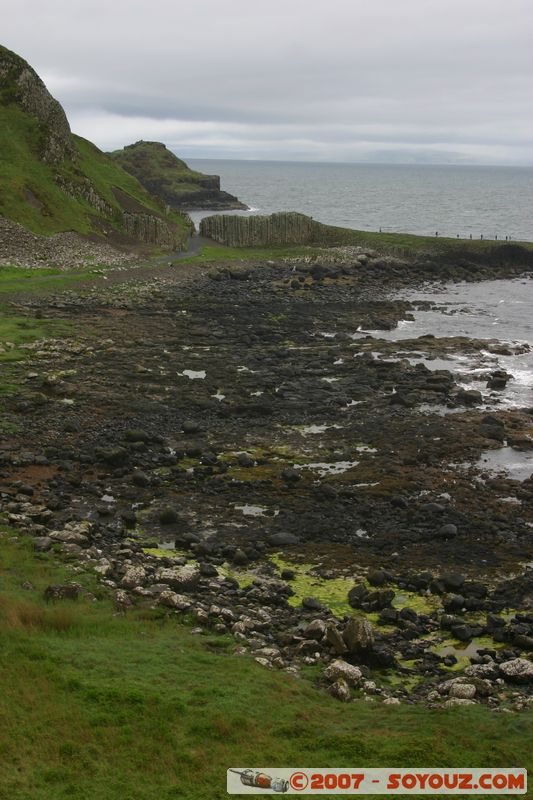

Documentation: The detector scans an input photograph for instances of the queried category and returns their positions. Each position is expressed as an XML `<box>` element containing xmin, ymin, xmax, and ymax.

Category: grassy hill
<box><xmin>109</xmin><ymin>140</ymin><xmax>246</xmax><ymax>210</ymax></box>
<box><xmin>0</xmin><ymin>45</ymin><xmax>190</xmax><ymax>249</ymax></box>
<box><xmin>1</xmin><ymin>530</ymin><xmax>532</xmax><ymax>800</ymax></box>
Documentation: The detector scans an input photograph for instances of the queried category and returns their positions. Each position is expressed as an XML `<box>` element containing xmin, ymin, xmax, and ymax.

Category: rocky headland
<box><xmin>109</xmin><ymin>141</ymin><xmax>247</xmax><ymax>211</ymax></box>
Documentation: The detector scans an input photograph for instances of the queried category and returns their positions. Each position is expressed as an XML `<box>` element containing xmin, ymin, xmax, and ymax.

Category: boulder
<box><xmin>328</xmin><ymin>678</ymin><xmax>351</xmax><ymax>702</ymax></box>
<box><xmin>304</xmin><ymin>619</ymin><xmax>327</xmax><ymax>640</ymax></box>
<box><xmin>44</xmin><ymin>583</ymin><xmax>81</xmax><ymax>601</ymax></box>
<box><xmin>325</xmin><ymin>624</ymin><xmax>347</xmax><ymax>654</ymax></box>
<box><xmin>323</xmin><ymin>659</ymin><xmax>363</xmax><ymax>686</ymax></box>
<box><xmin>121</xmin><ymin>565</ymin><xmax>147</xmax><ymax>589</ymax></box>
<box><xmin>268</xmin><ymin>532</ymin><xmax>300</xmax><ymax>546</ymax></box>
<box><xmin>155</xmin><ymin>566</ymin><xmax>200</xmax><ymax>592</ymax></box>
<box><xmin>157</xmin><ymin>590</ymin><xmax>191</xmax><ymax>611</ymax></box>
<box><xmin>449</xmin><ymin>683</ymin><xmax>476</xmax><ymax>700</ymax></box>
<box><xmin>347</xmin><ymin>583</ymin><xmax>369</xmax><ymax>608</ymax></box>
<box><xmin>499</xmin><ymin>658</ymin><xmax>533</xmax><ymax>684</ymax></box>
<box><xmin>343</xmin><ymin>616</ymin><xmax>375</xmax><ymax>653</ymax></box>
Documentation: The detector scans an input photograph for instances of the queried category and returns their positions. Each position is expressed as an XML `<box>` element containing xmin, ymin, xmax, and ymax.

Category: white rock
<box><xmin>323</xmin><ymin>659</ymin><xmax>363</xmax><ymax>686</ymax></box>
<box><xmin>449</xmin><ymin>683</ymin><xmax>476</xmax><ymax>699</ymax></box>
<box><xmin>157</xmin><ymin>590</ymin><xmax>191</xmax><ymax>610</ymax></box>
<box><xmin>329</xmin><ymin>678</ymin><xmax>351</xmax><ymax>702</ymax></box>
<box><xmin>383</xmin><ymin>697</ymin><xmax>401</xmax><ymax>705</ymax></box>
<box><xmin>443</xmin><ymin>698</ymin><xmax>476</xmax><ymax>707</ymax></box>
<box><xmin>121</xmin><ymin>565</ymin><xmax>146</xmax><ymax>589</ymax></box>
<box><xmin>499</xmin><ymin>658</ymin><xmax>533</xmax><ymax>683</ymax></box>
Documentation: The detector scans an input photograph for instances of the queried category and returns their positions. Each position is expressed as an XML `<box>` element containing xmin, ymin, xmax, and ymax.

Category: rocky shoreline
<box><xmin>1</xmin><ymin>248</ymin><xmax>532</xmax><ymax>711</ymax></box>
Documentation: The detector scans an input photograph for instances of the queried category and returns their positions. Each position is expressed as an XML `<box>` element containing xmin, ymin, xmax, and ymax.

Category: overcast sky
<box><xmin>3</xmin><ymin>0</ymin><xmax>533</xmax><ymax>164</ymax></box>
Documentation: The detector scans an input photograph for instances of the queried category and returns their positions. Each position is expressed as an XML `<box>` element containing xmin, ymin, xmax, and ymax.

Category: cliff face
<box><xmin>0</xmin><ymin>45</ymin><xmax>190</xmax><ymax>250</ymax></box>
<box><xmin>0</xmin><ymin>44</ymin><xmax>76</xmax><ymax>164</ymax></box>
<box><xmin>109</xmin><ymin>141</ymin><xmax>247</xmax><ymax>211</ymax></box>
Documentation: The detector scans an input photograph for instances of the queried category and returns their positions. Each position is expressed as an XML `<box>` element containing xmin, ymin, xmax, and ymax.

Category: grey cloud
<box><xmin>2</xmin><ymin>0</ymin><xmax>532</xmax><ymax>163</ymax></box>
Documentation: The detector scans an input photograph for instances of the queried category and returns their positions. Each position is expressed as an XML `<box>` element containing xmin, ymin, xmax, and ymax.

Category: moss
<box><xmin>142</xmin><ymin>547</ymin><xmax>188</xmax><ymax>559</ymax></box>
<box><xmin>270</xmin><ymin>554</ymin><xmax>356</xmax><ymax>616</ymax></box>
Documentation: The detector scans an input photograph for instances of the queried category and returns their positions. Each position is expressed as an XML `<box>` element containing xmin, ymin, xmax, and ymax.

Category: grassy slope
<box><xmin>0</xmin><ymin>105</ymin><xmax>189</xmax><ymax>240</ymax></box>
<box><xmin>0</xmin><ymin>532</ymin><xmax>532</xmax><ymax>800</ymax></box>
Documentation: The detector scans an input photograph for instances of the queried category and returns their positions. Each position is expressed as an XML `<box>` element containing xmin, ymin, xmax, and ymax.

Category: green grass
<box><xmin>0</xmin><ymin>312</ymin><xmax>73</xmax><ymax>362</ymax></box>
<box><xmin>179</xmin><ymin>243</ymin><xmax>327</xmax><ymax>264</ymax></box>
<box><xmin>311</xmin><ymin>225</ymin><xmax>533</xmax><ymax>262</ymax></box>
<box><xmin>0</xmin><ymin>266</ymin><xmax>92</xmax><ymax>295</ymax></box>
<box><xmin>0</xmin><ymin>532</ymin><xmax>532</xmax><ymax>800</ymax></box>
<box><xmin>0</xmin><ymin>104</ymin><xmax>189</xmax><ymax>245</ymax></box>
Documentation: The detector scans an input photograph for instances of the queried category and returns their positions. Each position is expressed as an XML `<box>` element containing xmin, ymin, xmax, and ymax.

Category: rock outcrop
<box><xmin>109</xmin><ymin>141</ymin><xmax>247</xmax><ymax>210</ymax></box>
<box><xmin>0</xmin><ymin>44</ymin><xmax>76</xmax><ymax>164</ymax></box>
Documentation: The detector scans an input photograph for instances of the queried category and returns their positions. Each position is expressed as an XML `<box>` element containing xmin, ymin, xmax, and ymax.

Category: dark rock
<box><xmin>343</xmin><ymin>616</ymin><xmax>375</xmax><ymax>653</ymax></box>
<box><xmin>347</xmin><ymin>583</ymin><xmax>370</xmax><ymax>608</ymax></box>
<box><xmin>268</xmin><ymin>532</ymin><xmax>300</xmax><ymax>546</ymax></box>
<box><xmin>437</xmin><ymin>523</ymin><xmax>458</xmax><ymax>538</ymax></box>
<box><xmin>44</xmin><ymin>583</ymin><xmax>81</xmax><ymax>601</ymax></box>
<box><xmin>159</xmin><ymin>507</ymin><xmax>179</xmax><ymax>525</ymax></box>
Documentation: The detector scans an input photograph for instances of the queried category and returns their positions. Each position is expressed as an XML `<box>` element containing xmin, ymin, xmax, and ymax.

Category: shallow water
<box><xmin>366</xmin><ymin>278</ymin><xmax>533</xmax><ymax>410</ymax></box>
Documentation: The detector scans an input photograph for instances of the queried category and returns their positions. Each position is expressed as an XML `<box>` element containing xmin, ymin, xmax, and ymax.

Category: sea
<box><xmin>187</xmin><ymin>160</ymin><xmax>533</xmax><ymax>243</ymax></box>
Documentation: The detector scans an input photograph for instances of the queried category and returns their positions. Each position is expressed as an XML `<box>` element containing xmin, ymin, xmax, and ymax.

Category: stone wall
<box><xmin>200</xmin><ymin>212</ymin><xmax>324</xmax><ymax>247</ymax></box>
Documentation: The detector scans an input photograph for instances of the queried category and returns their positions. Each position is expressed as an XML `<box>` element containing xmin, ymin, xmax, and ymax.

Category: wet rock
<box><xmin>343</xmin><ymin>616</ymin><xmax>375</xmax><ymax>653</ymax></box>
<box><xmin>125</xmin><ymin>429</ymin><xmax>151</xmax><ymax>443</ymax></box>
<box><xmin>365</xmin><ymin>589</ymin><xmax>395</xmax><ymax>610</ymax></box>
<box><xmin>182</xmin><ymin>420</ymin><xmax>201</xmax><ymax>434</ymax></box>
<box><xmin>281</xmin><ymin>467</ymin><xmax>300</xmax><ymax>483</ymax></box>
<box><xmin>199</xmin><ymin>563</ymin><xmax>218</xmax><ymax>577</ymax></box>
<box><xmin>268</xmin><ymin>532</ymin><xmax>300</xmax><ymax>546</ymax></box>
<box><xmin>450</xmin><ymin>623</ymin><xmax>473</xmax><ymax>641</ymax></box>
<box><xmin>304</xmin><ymin>619</ymin><xmax>327</xmax><ymax>640</ymax></box>
<box><xmin>499</xmin><ymin>658</ymin><xmax>533</xmax><ymax>683</ymax></box>
<box><xmin>323</xmin><ymin>659</ymin><xmax>362</xmax><ymax>686</ymax></box>
<box><xmin>367</xmin><ymin>569</ymin><xmax>387</xmax><ymax>586</ymax></box>
<box><xmin>237</xmin><ymin>452</ymin><xmax>255</xmax><ymax>467</ymax></box>
<box><xmin>456</xmin><ymin>389</ymin><xmax>482</xmax><ymax>406</ymax></box>
<box><xmin>302</xmin><ymin>596</ymin><xmax>322</xmax><ymax>611</ymax></box>
<box><xmin>232</xmin><ymin>548</ymin><xmax>248</xmax><ymax>565</ymax></box>
<box><xmin>131</xmin><ymin>471</ymin><xmax>150</xmax><ymax>487</ymax></box>
<box><xmin>325</xmin><ymin>624</ymin><xmax>347</xmax><ymax>654</ymax></box>
<box><xmin>347</xmin><ymin>583</ymin><xmax>369</xmax><ymax>608</ymax></box>
<box><xmin>159</xmin><ymin>507</ymin><xmax>179</xmax><ymax>525</ymax></box>
<box><xmin>95</xmin><ymin>446</ymin><xmax>128</xmax><ymax>466</ymax></box>
<box><xmin>281</xmin><ymin>568</ymin><xmax>296</xmax><ymax>580</ymax></box>
<box><xmin>440</xmin><ymin>573</ymin><xmax>465</xmax><ymax>591</ymax></box>
<box><xmin>437</xmin><ymin>523</ymin><xmax>458</xmax><ymax>539</ymax></box>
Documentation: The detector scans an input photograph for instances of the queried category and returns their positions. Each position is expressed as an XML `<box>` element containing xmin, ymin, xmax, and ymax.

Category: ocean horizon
<box><xmin>188</xmin><ymin>159</ymin><xmax>533</xmax><ymax>242</ymax></box>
